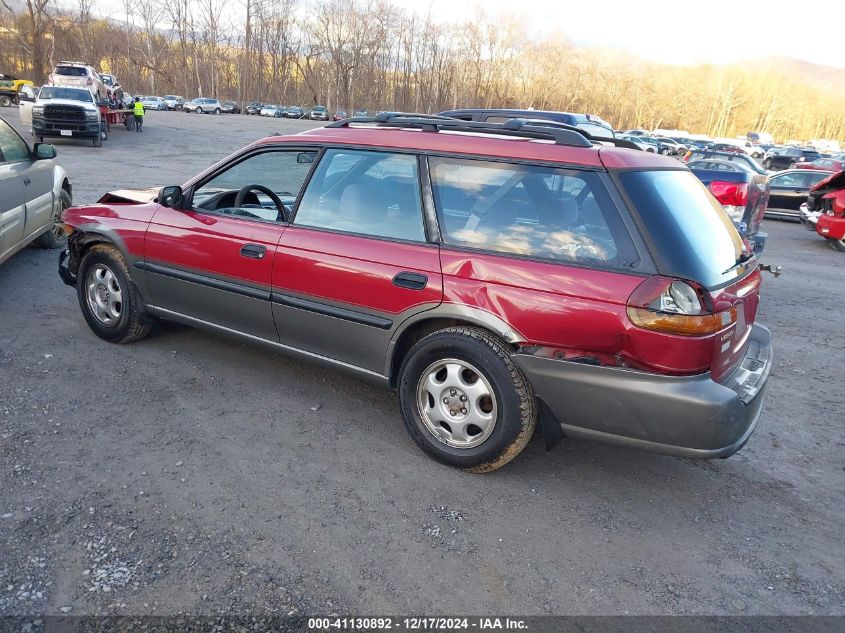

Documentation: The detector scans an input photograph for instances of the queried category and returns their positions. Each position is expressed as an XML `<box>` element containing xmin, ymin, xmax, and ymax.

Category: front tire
<box><xmin>214</xmin><ymin>108</ymin><xmax>221</xmax><ymax>115</ymax></box>
<box><xmin>77</xmin><ymin>244</ymin><xmax>153</xmax><ymax>343</ymax></box>
<box><xmin>828</xmin><ymin>237</ymin><xmax>845</xmax><ymax>252</ymax></box>
<box><xmin>398</xmin><ymin>327</ymin><xmax>537</xmax><ymax>472</ymax></box>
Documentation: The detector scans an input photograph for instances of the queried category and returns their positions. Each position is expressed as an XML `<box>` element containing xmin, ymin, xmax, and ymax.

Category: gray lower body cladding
<box><xmin>514</xmin><ymin>324</ymin><xmax>772</xmax><ymax>458</ymax></box>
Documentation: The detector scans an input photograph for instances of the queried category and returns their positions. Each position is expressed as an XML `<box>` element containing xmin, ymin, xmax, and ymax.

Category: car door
<box><xmin>142</xmin><ymin>147</ymin><xmax>318</xmax><ymax>341</ymax></box>
<box><xmin>0</xmin><ymin>118</ymin><xmax>30</xmax><ymax>260</ymax></box>
<box><xmin>272</xmin><ymin>148</ymin><xmax>443</xmax><ymax>375</ymax></box>
<box><xmin>768</xmin><ymin>172</ymin><xmax>810</xmax><ymax>211</ymax></box>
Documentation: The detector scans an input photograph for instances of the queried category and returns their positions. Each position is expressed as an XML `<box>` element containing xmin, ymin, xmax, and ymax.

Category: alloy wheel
<box><xmin>416</xmin><ymin>358</ymin><xmax>497</xmax><ymax>448</ymax></box>
<box><xmin>85</xmin><ymin>264</ymin><xmax>123</xmax><ymax>326</ymax></box>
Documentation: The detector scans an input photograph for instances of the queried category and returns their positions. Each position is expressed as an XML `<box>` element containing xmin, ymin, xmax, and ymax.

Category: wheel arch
<box><xmin>386</xmin><ymin>308</ymin><xmax>524</xmax><ymax>388</ymax></box>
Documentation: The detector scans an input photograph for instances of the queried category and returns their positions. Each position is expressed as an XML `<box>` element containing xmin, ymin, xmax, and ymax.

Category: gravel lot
<box><xmin>1</xmin><ymin>107</ymin><xmax>843</xmax><ymax>619</ymax></box>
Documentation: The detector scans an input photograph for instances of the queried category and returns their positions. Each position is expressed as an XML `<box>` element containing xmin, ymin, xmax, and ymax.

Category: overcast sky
<box><xmin>396</xmin><ymin>0</ymin><xmax>845</xmax><ymax>69</ymax></box>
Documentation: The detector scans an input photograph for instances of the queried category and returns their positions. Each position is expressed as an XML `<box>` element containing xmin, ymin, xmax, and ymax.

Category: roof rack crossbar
<box><xmin>328</xmin><ymin>112</ymin><xmax>593</xmax><ymax>148</ymax></box>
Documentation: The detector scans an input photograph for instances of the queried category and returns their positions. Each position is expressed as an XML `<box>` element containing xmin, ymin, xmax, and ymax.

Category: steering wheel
<box><xmin>233</xmin><ymin>184</ymin><xmax>287</xmax><ymax>220</ymax></box>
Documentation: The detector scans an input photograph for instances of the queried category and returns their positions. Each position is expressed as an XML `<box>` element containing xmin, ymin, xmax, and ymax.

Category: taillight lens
<box><xmin>709</xmin><ymin>181</ymin><xmax>748</xmax><ymax>207</ymax></box>
<box><xmin>627</xmin><ymin>277</ymin><xmax>737</xmax><ymax>337</ymax></box>
<box><xmin>87</xmin><ymin>77</ymin><xmax>93</xmax><ymax>85</ymax></box>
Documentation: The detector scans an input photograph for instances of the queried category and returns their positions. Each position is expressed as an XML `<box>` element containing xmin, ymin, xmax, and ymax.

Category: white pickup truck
<box><xmin>19</xmin><ymin>85</ymin><xmax>105</xmax><ymax>147</ymax></box>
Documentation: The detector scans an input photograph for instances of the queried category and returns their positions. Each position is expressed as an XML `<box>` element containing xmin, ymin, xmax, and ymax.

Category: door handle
<box><xmin>240</xmin><ymin>244</ymin><xmax>266</xmax><ymax>259</ymax></box>
<box><xmin>23</xmin><ymin>176</ymin><xmax>31</xmax><ymax>186</ymax></box>
<box><xmin>393</xmin><ymin>271</ymin><xmax>428</xmax><ymax>290</ymax></box>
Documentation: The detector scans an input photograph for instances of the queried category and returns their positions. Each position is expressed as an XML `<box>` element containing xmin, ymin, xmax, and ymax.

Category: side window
<box><xmin>192</xmin><ymin>150</ymin><xmax>317</xmax><ymax>222</ymax></box>
<box><xmin>295</xmin><ymin>149</ymin><xmax>426</xmax><ymax>242</ymax></box>
<box><xmin>0</xmin><ymin>119</ymin><xmax>32</xmax><ymax>162</ymax></box>
<box><xmin>429</xmin><ymin>156</ymin><xmax>638</xmax><ymax>269</ymax></box>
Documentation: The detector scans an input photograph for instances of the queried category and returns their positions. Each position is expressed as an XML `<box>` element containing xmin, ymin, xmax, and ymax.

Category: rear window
<box><xmin>429</xmin><ymin>157</ymin><xmax>638</xmax><ymax>269</ymax></box>
<box><xmin>618</xmin><ymin>170</ymin><xmax>744</xmax><ymax>288</ymax></box>
<box><xmin>55</xmin><ymin>66</ymin><xmax>88</xmax><ymax>77</ymax></box>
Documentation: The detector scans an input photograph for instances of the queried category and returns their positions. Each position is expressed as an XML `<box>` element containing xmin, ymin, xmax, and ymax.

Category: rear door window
<box><xmin>429</xmin><ymin>156</ymin><xmax>638</xmax><ymax>269</ymax></box>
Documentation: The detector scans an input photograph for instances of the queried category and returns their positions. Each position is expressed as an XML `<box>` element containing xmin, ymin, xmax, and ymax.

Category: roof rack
<box><xmin>326</xmin><ymin>112</ymin><xmax>593</xmax><ymax>148</ymax></box>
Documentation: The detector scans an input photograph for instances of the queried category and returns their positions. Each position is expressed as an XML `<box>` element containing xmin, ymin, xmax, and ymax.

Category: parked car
<box><xmin>221</xmin><ymin>101</ymin><xmax>241</xmax><ymax>114</ymax></box>
<box><xmin>764</xmin><ymin>169</ymin><xmax>833</xmax><ymax>221</ymax></box>
<box><xmin>47</xmin><ymin>61</ymin><xmax>108</xmax><ymax>100</ymax></box>
<box><xmin>141</xmin><ymin>95</ymin><xmax>167</xmax><ymax>111</ymax></box>
<box><xmin>284</xmin><ymin>106</ymin><xmax>304</xmax><ymax>119</ymax></box>
<box><xmin>57</xmin><ymin>112</ymin><xmax>771</xmax><ymax>471</ymax></box>
<box><xmin>99</xmin><ymin>73</ymin><xmax>121</xmax><ymax>95</ymax></box>
<box><xmin>184</xmin><ymin>98</ymin><xmax>222</xmax><ymax>114</ymax></box>
<box><xmin>162</xmin><ymin>95</ymin><xmax>185</xmax><ymax>110</ymax></box>
<box><xmin>353</xmin><ymin>109</ymin><xmax>369</xmax><ymax>117</ymax></box>
<box><xmin>683</xmin><ymin>149</ymin><xmax>767</xmax><ymax>176</ymax></box>
<box><xmin>308</xmin><ymin>105</ymin><xmax>329</xmax><ymax>121</ymax></box>
<box><xmin>620</xmin><ymin>136</ymin><xmax>653</xmax><ymax>152</ymax></box>
<box><xmin>632</xmin><ymin>135</ymin><xmax>677</xmax><ymax>155</ymax></box>
<box><xmin>809</xmin><ymin>171</ymin><xmax>845</xmax><ymax>251</ymax></box>
<box><xmin>708</xmin><ymin>143</ymin><xmax>748</xmax><ymax>155</ymax></box>
<box><xmin>20</xmin><ymin>85</ymin><xmax>105</xmax><ymax>147</ymax></box>
<box><xmin>654</xmin><ymin>137</ymin><xmax>686</xmax><ymax>155</ymax></box>
<box><xmin>687</xmin><ymin>157</ymin><xmax>770</xmax><ymax>252</ymax></box>
<box><xmin>260</xmin><ymin>104</ymin><xmax>281</xmax><ymax>117</ymax></box>
<box><xmin>796</xmin><ymin>157</ymin><xmax>845</xmax><ymax>172</ymax></box>
<box><xmin>245</xmin><ymin>102</ymin><xmax>263</xmax><ymax>115</ymax></box>
<box><xmin>762</xmin><ymin>146</ymin><xmax>821</xmax><ymax>170</ymax></box>
<box><xmin>333</xmin><ymin>109</ymin><xmax>348</xmax><ymax>121</ymax></box>
<box><xmin>439</xmin><ymin>108</ymin><xmax>615</xmax><ymax>138</ymax></box>
<box><xmin>0</xmin><ymin>115</ymin><xmax>72</xmax><ymax>265</ymax></box>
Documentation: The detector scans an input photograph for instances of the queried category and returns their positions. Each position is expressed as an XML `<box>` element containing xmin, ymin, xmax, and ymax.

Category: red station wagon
<box><xmin>58</xmin><ymin>114</ymin><xmax>773</xmax><ymax>471</ymax></box>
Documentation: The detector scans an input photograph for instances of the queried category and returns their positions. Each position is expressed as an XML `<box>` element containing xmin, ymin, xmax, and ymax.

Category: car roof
<box><xmin>256</xmin><ymin>126</ymin><xmax>679</xmax><ymax>170</ymax></box>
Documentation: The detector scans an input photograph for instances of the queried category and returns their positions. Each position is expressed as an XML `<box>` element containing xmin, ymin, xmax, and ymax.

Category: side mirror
<box><xmin>34</xmin><ymin>143</ymin><xmax>56</xmax><ymax>160</ymax></box>
<box><xmin>158</xmin><ymin>185</ymin><xmax>183</xmax><ymax>208</ymax></box>
<box><xmin>297</xmin><ymin>152</ymin><xmax>315</xmax><ymax>164</ymax></box>
<box><xmin>18</xmin><ymin>86</ymin><xmax>35</xmax><ymax>102</ymax></box>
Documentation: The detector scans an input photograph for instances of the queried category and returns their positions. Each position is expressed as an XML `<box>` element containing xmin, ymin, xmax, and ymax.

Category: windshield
<box><xmin>38</xmin><ymin>86</ymin><xmax>93</xmax><ymax>102</ymax></box>
<box><xmin>618</xmin><ymin>170</ymin><xmax>745</xmax><ymax>288</ymax></box>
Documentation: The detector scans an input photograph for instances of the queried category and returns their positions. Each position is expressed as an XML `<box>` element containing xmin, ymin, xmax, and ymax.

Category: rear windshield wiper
<box><xmin>722</xmin><ymin>250</ymin><xmax>756</xmax><ymax>276</ymax></box>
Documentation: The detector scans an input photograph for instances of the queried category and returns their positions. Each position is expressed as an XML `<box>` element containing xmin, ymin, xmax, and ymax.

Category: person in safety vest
<box><xmin>133</xmin><ymin>97</ymin><xmax>145</xmax><ymax>132</ymax></box>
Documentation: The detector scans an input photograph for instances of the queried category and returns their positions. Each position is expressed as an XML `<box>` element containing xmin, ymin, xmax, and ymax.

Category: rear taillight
<box><xmin>709</xmin><ymin>181</ymin><xmax>748</xmax><ymax>223</ymax></box>
<box><xmin>709</xmin><ymin>181</ymin><xmax>748</xmax><ymax>207</ymax></box>
<box><xmin>87</xmin><ymin>77</ymin><xmax>93</xmax><ymax>85</ymax></box>
<box><xmin>627</xmin><ymin>276</ymin><xmax>736</xmax><ymax>337</ymax></box>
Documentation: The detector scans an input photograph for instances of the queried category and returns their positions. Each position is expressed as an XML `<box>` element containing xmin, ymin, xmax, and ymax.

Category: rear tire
<box><xmin>398</xmin><ymin>326</ymin><xmax>537</xmax><ymax>472</ymax></box>
<box><xmin>214</xmin><ymin>108</ymin><xmax>221</xmax><ymax>115</ymax></box>
<box><xmin>828</xmin><ymin>238</ymin><xmax>845</xmax><ymax>252</ymax></box>
<box><xmin>34</xmin><ymin>189</ymin><xmax>71</xmax><ymax>249</ymax></box>
<box><xmin>763</xmin><ymin>159</ymin><xmax>772</xmax><ymax>170</ymax></box>
<box><xmin>0</xmin><ymin>95</ymin><xmax>11</xmax><ymax>107</ymax></box>
<box><xmin>77</xmin><ymin>244</ymin><xmax>153</xmax><ymax>343</ymax></box>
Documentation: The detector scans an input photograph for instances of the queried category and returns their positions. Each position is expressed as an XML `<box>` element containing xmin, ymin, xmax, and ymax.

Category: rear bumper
<box><xmin>514</xmin><ymin>324</ymin><xmax>773</xmax><ymax>459</ymax></box>
<box><xmin>816</xmin><ymin>214</ymin><xmax>845</xmax><ymax>240</ymax></box>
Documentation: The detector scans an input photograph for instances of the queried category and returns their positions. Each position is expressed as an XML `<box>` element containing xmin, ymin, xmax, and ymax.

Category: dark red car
<box><xmin>796</xmin><ymin>158</ymin><xmax>845</xmax><ymax>173</ymax></box>
<box><xmin>58</xmin><ymin>114</ymin><xmax>772</xmax><ymax>471</ymax></box>
<box><xmin>811</xmin><ymin>170</ymin><xmax>845</xmax><ymax>252</ymax></box>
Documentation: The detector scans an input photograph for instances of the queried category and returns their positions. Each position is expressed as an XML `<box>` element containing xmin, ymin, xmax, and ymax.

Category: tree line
<box><xmin>2</xmin><ymin>0</ymin><xmax>844</xmax><ymax>142</ymax></box>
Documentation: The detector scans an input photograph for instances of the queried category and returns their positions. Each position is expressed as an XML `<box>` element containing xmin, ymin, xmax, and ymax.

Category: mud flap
<box><xmin>58</xmin><ymin>249</ymin><xmax>76</xmax><ymax>286</ymax></box>
<box><xmin>537</xmin><ymin>397</ymin><xmax>565</xmax><ymax>451</ymax></box>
